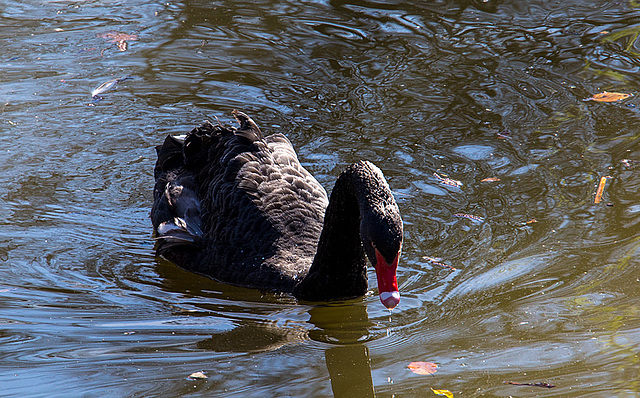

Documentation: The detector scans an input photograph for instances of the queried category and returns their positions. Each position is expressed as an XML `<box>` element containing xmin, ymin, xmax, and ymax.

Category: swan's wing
<box><xmin>263</xmin><ymin>133</ymin><xmax>328</xmax><ymax>219</ymax></box>
<box><xmin>151</xmin><ymin>115</ymin><xmax>328</xmax><ymax>290</ymax></box>
<box><xmin>152</xmin><ymin>120</ymin><xmax>264</xmax><ymax>255</ymax></box>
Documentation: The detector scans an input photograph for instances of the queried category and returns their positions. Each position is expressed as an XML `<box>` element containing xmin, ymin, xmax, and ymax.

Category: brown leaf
<box><xmin>408</xmin><ymin>361</ymin><xmax>438</xmax><ymax>375</ymax></box>
<box><xmin>585</xmin><ymin>92</ymin><xmax>631</xmax><ymax>102</ymax></box>
<box><xmin>97</xmin><ymin>32</ymin><xmax>139</xmax><ymax>51</ymax></box>
<box><xmin>434</xmin><ymin>172</ymin><xmax>462</xmax><ymax>188</ymax></box>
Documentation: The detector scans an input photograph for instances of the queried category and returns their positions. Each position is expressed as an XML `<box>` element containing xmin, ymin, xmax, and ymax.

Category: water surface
<box><xmin>2</xmin><ymin>0</ymin><xmax>640</xmax><ymax>396</ymax></box>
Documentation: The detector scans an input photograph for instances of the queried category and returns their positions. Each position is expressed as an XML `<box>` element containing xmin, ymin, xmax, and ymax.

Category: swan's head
<box><xmin>361</xmin><ymin>194</ymin><xmax>403</xmax><ymax>310</ymax></box>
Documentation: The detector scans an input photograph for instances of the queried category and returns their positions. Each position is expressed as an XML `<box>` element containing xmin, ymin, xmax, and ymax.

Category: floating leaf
<box><xmin>594</xmin><ymin>176</ymin><xmax>608</xmax><ymax>204</ymax></box>
<box><xmin>481</xmin><ymin>177</ymin><xmax>500</xmax><ymax>182</ymax></box>
<box><xmin>525</xmin><ymin>218</ymin><xmax>538</xmax><ymax>224</ymax></box>
<box><xmin>434</xmin><ymin>172</ymin><xmax>462</xmax><ymax>188</ymax></box>
<box><xmin>97</xmin><ymin>31</ymin><xmax>139</xmax><ymax>52</ymax></box>
<box><xmin>188</xmin><ymin>371</ymin><xmax>208</xmax><ymax>380</ymax></box>
<box><xmin>431</xmin><ymin>388</ymin><xmax>455</xmax><ymax>398</ymax></box>
<box><xmin>407</xmin><ymin>361</ymin><xmax>438</xmax><ymax>375</ymax></box>
<box><xmin>584</xmin><ymin>92</ymin><xmax>631</xmax><ymax>102</ymax></box>
<box><xmin>504</xmin><ymin>381</ymin><xmax>555</xmax><ymax>388</ymax></box>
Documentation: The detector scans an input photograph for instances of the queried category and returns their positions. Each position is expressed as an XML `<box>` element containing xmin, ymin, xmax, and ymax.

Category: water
<box><xmin>2</xmin><ymin>0</ymin><xmax>640</xmax><ymax>396</ymax></box>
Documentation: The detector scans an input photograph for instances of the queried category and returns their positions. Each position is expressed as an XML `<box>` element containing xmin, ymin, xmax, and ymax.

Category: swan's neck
<box><xmin>292</xmin><ymin>168</ymin><xmax>368</xmax><ymax>301</ymax></box>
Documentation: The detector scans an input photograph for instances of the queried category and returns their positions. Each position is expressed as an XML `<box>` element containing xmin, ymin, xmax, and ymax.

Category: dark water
<box><xmin>2</xmin><ymin>0</ymin><xmax>640</xmax><ymax>396</ymax></box>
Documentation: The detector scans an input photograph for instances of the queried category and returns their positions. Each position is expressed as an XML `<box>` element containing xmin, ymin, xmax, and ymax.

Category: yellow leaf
<box><xmin>585</xmin><ymin>92</ymin><xmax>631</xmax><ymax>102</ymax></box>
<box><xmin>431</xmin><ymin>388</ymin><xmax>455</xmax><ymax>398</ymax></box>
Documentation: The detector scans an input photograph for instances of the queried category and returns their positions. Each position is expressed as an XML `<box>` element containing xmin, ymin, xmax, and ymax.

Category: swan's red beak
<box><xmin>374</xmin><ymin>248</ymin><xmax>400</xmax><ymax>309</ymax></box>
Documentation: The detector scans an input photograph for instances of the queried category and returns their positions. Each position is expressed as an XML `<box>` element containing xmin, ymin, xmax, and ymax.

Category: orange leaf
<box><xmin>585</xmin><ymin>92</ymin><xmax>631</xmax><ymax>102</ymax></box>
<box><xmin>594</xmin><ymin>176</ymin><xmax>608</xmax><ymax>204</ymax></box>
<box><xmin>431</xmin><ymin>388</ymin><xmax>455</xmax><ymax>398</ymax></box>
<box><xmin>481</xmin><ymin>177</ymin><xmax>500</xmax><ymax>182</ymax></box>
<box><xmin>408</xmin><ymin>361</ymin><xmax>438</xmax><ymax>375</ymax></box>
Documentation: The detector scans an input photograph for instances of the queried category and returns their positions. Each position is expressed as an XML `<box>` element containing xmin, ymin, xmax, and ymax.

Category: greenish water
<box><xmin>2</xmin><ymin>0</ymin><xmax>640</xmax><ymax>396</ymax></box>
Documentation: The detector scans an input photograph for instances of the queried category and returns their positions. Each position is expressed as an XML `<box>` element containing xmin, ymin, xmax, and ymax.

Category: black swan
<box><xmin>151</xmin><ymin>111</ymin><xmax>403</xmax><ymax>309</ymax></box>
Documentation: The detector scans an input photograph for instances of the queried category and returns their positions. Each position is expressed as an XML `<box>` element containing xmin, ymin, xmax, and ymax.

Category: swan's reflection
<box><xmin>195</xmin><ymin>301</ymin><xmax>377</xmax><ymax>397</ymax></box>
<box><xmin>309</xmin><ymin>304</ymin><xmax>376</xmax><ymax>398</ymax></box>
<box><xmin>325</xmin><ymin>344</ymin><xmax>375</xmax><ymax>398</ymax></box>
<box><xmin>156</xmin><ymin>259</ymin><xmax>379</xmax><ymax>397</ymax></box>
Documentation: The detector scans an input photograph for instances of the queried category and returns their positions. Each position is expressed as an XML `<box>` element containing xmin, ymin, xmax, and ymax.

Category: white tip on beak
<box><xmin>380</xmin><ymin>291</ymin><xmax>400</xmax><ymax>309</ymax></box>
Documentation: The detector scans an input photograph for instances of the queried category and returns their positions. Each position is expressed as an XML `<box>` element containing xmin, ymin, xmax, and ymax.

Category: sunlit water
<box><xmin>2</xmin><ymin>0</ymin><xmax>640</xmax><ymax>396</ymax></box>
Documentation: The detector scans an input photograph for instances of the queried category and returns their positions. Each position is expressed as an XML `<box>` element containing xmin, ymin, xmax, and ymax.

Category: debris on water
<box><xmin>481</xmin><ymin>177</ymin><xmax>500</xmax><ymax>182</ymax></box>
<box><xmin>197</xmin><ymin>39</ymin><xmax>207</xmax><ymax>54</ymax></box>
<box><xmin>504</xmin><ymin>381</ymin><xmax>555</xmax><ymax>388</ymax></box>
<box><xmin>407</xmin><ymin>361</ymin><xmax>438</xmax><ymax>375</ymax></box>
<box><xmin>453</xmin><ymin>213</ymin><xmax>484</xmax><ymax>223</ymax></box>
<box><xmin>423</xmin><ymin>256</ymin><xmax>457</xmax><ymax>270</ymax></box>
<box><xmin>97</xmin><ymin>31</ymin><xmax>139</xmax><ymax>51</ymax></box>
<box><xmin>622</xmin><ymin>159</ymin><xmax>640</xmax><ymax>168</ymax></box>
<box><xmin>91</xmin><ymin>76</ymin><xmax>133</xmax><ymax>100</ymax></box>
<box><xmin>496</xmin><ymin>130</ymin><xmax>511</xmax><ymax>139</ymax></box>
<box><xmin>79</xmin><ymin>47</ymin><xmax>97</xmax><ymax>54</ymax></box>
<box><xmin>584</xmin><ymin>92</ymin><xmax>631</xmax><ymax>103</ymax></box>
<box><xmin>188</xmin><ymin>371</ymin><xmax>208</xmax><ymax>380</ymax></box>
<box><xmin>434</xmin><ymin>172</ymin><xmax>462</xmax><ymax>187</ymax></box>
<box><xmin>594</xmin><ymin>176</ymin><xmax>609</xmax><ymax>204</ymax></box>
<box><xmin>525</xmin><ymin>218</ymin><xmax>538</xmax><ymax>224</ymax></box>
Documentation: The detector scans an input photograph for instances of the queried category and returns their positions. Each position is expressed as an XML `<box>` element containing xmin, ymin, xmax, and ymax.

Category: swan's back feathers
<box><xmin>151</xmin><ymin>112</ymin><xmax>329</xmax><ymax>291</ymax></box>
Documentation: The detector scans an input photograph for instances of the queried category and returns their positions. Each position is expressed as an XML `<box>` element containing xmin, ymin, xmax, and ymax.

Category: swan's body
<box><xmin>151</xmin><ymin>111</ymin><xmax>403</xmax><ymax>308</ymax></box>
